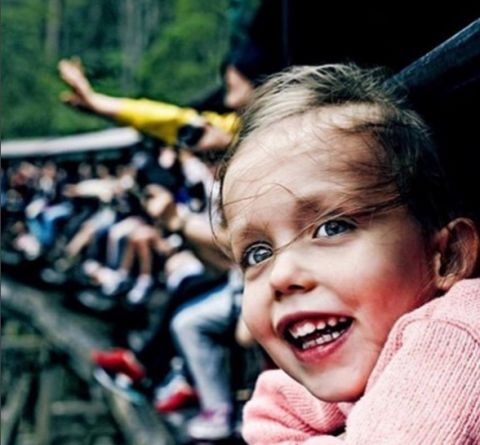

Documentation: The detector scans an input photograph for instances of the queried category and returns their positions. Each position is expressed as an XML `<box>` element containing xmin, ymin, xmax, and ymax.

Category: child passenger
<box><xmin>218</xmin><ymin>64</ymin><xmax>480</xmax><ymax>444</ymax></box>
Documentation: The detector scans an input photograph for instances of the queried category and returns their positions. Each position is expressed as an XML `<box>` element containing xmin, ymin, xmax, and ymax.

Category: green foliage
<box><xmin>2</xmin><ymin>0</ymin><xmax>50</xmax><ymax>137</ymax></box>
<box><xmin>2</xmin><ymin>0</ymin><xmax>120</xmax><ymax>138</ymax></box>
<box><xmin>2</xmin><ymin>0</ymin><xmax>256</xmax><ymax>139</ymax></box>
<box><xmin>140</xmin><ymin>6</ymin><xmax>230</xmax><ymax>104</ymax></box>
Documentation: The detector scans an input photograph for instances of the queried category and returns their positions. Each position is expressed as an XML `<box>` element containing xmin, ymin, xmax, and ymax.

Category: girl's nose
<box><xmin>269</xmin><ymin>249</ymin><xmax>316</xmax><ymax>299</ymax></box>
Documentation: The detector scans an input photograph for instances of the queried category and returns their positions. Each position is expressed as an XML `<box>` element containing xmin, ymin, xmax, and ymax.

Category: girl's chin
<box><xmin>295</xmin><ymin>366</ymin><xmax>368</xmax><ymax>403</ymax></box>
<box><xmin>304</xmin><ymin>380</ymin><xmax>365</xmax><ymax>403</ymax></box>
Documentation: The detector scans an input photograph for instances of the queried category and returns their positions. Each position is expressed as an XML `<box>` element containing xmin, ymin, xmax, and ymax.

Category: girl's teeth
<box><xmin>296</xmin><ymin>320</ymin><xmax>352</xmax><ymax>350</ymax></box>
<box><xmin>308</xmin><ymin>332</ymin><xmax>336</xmax><ymax>348</ymax></box>
<box><xmin>289</xmin><ymin>316</ymin><xmax>351</xmax><ymax>340</ymax></box>
<box><xmin>327</xmin><ymin>317</ymin><xmax>338</xmax><ymax>327</ymax></box>
<box><xmin>302</xmin><ymin>339</ymin><xmax>317</xmax><ymax>350</ymax></box>
<box><xmin>301</xmin><ymin>322</ymin><xmax>316</xmax><ymax>336</ymax></box>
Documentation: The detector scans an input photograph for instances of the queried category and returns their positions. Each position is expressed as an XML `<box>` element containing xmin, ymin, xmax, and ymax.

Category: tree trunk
<box><xmin>45</xmin><ymin>0</ymin><xmax>61</xmax><ymax>60</ymax></box>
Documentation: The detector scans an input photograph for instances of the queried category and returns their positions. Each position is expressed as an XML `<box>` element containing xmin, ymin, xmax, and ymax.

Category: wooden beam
<box><xmin>2</xmin><ymin>335</ymin><xmax>46</xmax><ymax>352</ymax></box>
<box><xmin>35</xmin><ymin>364</ymin><xmax>61</xmax><ymax>445</ymax></box>
<box><xmin>1</xmin><ymin>373</ymin><xmax>33</xmax><ymax>445</ymax></box>
<box><xmin>50</xmin><ymin>400</ymin><xmax>108</xmax><ymax>418</ymax></box>
<box><xmin>2</xmin><ymin>277</ymin><xmax>176</xmax><ymax>445</ymax></box>
<box><xmin>104</xmin><ymin>391</ymin><xmax>175</xmax><ymax>445</ymax></box>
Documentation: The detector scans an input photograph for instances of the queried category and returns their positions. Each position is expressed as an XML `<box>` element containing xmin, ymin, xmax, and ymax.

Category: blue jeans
<box><xmin>171</xmin><ymin>282</ymin><xmax>237</xmax><ymax>411</ymax></box>
<box><xmin>27</xmin><ymin>201</ymin><xmax>73</xmax><ymax>247</ymax></box>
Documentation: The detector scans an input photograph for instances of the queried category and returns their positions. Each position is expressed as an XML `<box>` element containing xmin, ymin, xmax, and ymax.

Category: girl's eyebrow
<box><xmin>295</xmin><ymin>196</ymin><xmax>326</xmax><ymax>216</ymax></box>
<box><xmin>227</xmin><ymin>224</ymin><xmax>269</xmax><ymax>262</ymax></box>
<box><xmin>229</xmin><ymin>195</ymin><xmax>331</xmax><ymax>247</ymax></box>
<box><xmin>228</xmin><ymin>217</ymin><xmax>272</xmax><ymax>245</ymax></box>
<box><xmin>294</xmin><ymin>192</ymin><xmax>354</xmax><ymax>221</ymax></box>
<box><xmin>295</xmin><ymin>185</ymin><xmax>374</xmax><ymax>219</ymax></box>
<box><xmin>228</xmin><ymin>188</ymin><xmax>367</xmax><ymax>250</ymax></box>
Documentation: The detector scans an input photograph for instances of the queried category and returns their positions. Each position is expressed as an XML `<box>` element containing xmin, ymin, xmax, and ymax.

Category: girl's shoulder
<box><xmin>415</xmin><ymin>278</ymin><xmax>479</xmax><ymax>320</ymax></box>
<box><xmin>397</xmin><ymin>278</ymin><xmax>480</xmax><ymax>341</ymax></box>
<box><xmin>368</xmin><ymin>279</ymin><xmax>480</xmax><ymax>388</ymax></box>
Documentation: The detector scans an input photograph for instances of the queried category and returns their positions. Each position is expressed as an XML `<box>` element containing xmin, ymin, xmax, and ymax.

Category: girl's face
<box><xmin>223</xmin><ymin>110</ymin><xmax>437</xmax><ymax>402</ymax></box>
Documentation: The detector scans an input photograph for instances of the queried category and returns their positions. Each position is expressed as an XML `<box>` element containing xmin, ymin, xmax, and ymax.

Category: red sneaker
<box><xmin>91</xmin><ymin>348</ymin><xmax>146</xmax><ymax>382</ymax></box>
<box><xmin>154</xmin><ymin>377</ymin><xmax>198</xmax><ymax>413</ymax></box>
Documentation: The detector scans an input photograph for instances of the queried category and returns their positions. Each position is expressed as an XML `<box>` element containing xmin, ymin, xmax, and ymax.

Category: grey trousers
<box><xmin>170</xmin><ymin>281</ymin><xmax>237</xmax><ymax>412</ymax></box>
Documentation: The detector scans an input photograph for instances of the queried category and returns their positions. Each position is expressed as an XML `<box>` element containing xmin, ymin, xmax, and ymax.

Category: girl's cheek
<box><xmin>242</xmin><ymin>291</ymin><xmax>270</xmax><ymax>339</ymax></box>
<box><xmin>242</xmin><ymin>303</ymin><xmax>259</xmax><ymax>334</ymax></box>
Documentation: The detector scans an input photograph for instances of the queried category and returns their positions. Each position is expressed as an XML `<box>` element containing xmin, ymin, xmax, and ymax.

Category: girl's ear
<box><xmin>432</xmin><ymin>218</ymin><xmax>479</xmax><ymax>291</ymax></box>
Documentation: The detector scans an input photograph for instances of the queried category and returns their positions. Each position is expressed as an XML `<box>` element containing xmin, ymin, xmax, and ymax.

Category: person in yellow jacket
<box><xmin>57</xmin><ymin>50</ymin><xmax>269</xmax><ymax>151</ymax></box>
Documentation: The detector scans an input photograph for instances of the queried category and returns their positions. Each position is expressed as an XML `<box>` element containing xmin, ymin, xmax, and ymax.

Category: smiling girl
<box><xmin>218</xmin><ymin>64</ymin><xmax>480</xmax><ymax>444</ymax></box>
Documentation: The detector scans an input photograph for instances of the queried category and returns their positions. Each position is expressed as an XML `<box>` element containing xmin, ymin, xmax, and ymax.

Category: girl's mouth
<box><xmin>283</xmin><ymin>315</ymin><xmax>353</xmax><ymax>352</ymax></box>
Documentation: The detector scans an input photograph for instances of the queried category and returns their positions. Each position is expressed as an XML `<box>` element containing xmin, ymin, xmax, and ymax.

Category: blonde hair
<box><xmin>219</xmin><ymin>64</ymin><xmax>455</xmax><ymax>236</ymax></box>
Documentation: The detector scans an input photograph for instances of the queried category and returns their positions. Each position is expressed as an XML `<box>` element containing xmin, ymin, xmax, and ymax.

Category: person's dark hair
<box><xmin>223</xmin><ymin>40</ymin><xmax>283</xmax><ymax>87</ymax></box>
<box><xmin>218</xmin><ymin>64</ymin><xmax>456</xmax><ymax>237</ymax></box>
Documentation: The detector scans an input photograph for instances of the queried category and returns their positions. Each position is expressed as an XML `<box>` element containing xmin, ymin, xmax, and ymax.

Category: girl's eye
<box><xmin>241</xmin><ymin>243</ymin><xmax>273</xmax><ymax>268</ymax></box>
<box><xmin>314</xmin><ymin>219</ymin><xmax>355</xmax><ymax>238</ymax></box>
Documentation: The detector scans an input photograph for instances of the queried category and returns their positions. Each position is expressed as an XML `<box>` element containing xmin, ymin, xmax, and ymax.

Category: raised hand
<box><xmin>58</xmin><ymin>58</ymin><xmax>95</xmax><ymax>110</ymax></box>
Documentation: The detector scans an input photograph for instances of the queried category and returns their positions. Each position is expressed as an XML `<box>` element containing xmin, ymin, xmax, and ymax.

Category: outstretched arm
<box><xmin>58</xmin><ymin>58</ymin><xmax>123</xmax><ymax>118</ymax></box>
<box><xmin>58</xmin><ymin>58</ymin><xmax>236</xmax><ymax>148</ymax></box>
<box><xmin>143</xmin><ymin>184</ymin><xmax>231</xmax><ymax>270</ymax></box>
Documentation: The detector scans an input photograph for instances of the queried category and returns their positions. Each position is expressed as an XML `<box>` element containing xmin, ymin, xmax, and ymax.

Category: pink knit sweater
<box><xmin>243</xmin><ymin>279</ymin><xmax>480</xmax><ymax>444</ymax></box>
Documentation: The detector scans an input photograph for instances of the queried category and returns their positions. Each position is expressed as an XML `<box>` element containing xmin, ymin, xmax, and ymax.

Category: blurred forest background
<box><xmin>2</xmin><ymin>0</ymin><xmax>259</xmax><ymax>139</ymax></box>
